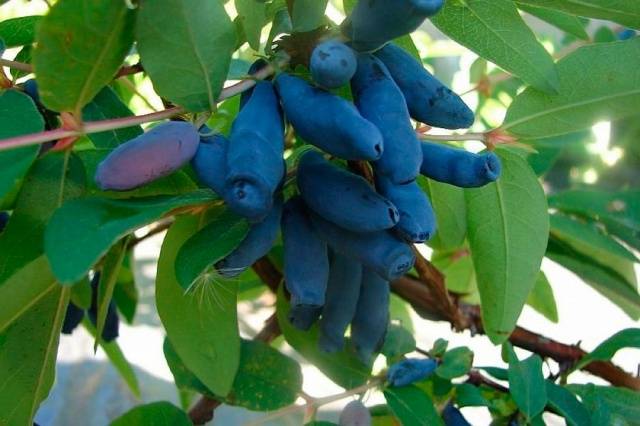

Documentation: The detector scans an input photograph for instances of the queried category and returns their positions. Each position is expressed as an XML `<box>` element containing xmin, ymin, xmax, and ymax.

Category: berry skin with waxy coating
<box><xmin>420</xmin><ymin>141</ymin><xmax>502</xmax><ymax>188</ymax></box>
<box><xmin>61</xmin><ymin>302</ymin><xmax>84</xmax><ymax>335</ymax></box>
<box><xmin>387</xmin><ymin>358</ymin><xmax>437</xmax><ymax>387</ymax></box>
<box><xmin>442</xmin><ymin>404</ymin><xmax>472</xmax><ymax>426</ymax></box>
<box><xmin>350</xmin><ymin>267</ymin><xmax>389</xmax><ymax>363</ymax></box>
<box><xmin>95</xmin><ymin>121</ymin><xmax>200</xmax><ymax>191</ymax></box>
<box><xmin>319</xmin><ymin>253</ymin><xmax>363</xmax><ymax>353</ymax></box>
<box><xmin>342</xmin><ymin>0</ymin><xmax>444</xmax><ymax>52</ymax></box>
<box><xmin>376</xmin><ymin>174</ymin><xmax>436</xmax><ymax>243</ymax></box>
<box><xmin>375</xmin><ymin>43</ymin><xmax>475</xmax><ymax>130</ymax></box>
<box><xmin>225</xmin><ymin>81</ymin><xmax>285</xmax><ymax>222</ymax></box>
<box><xmin>308</xmin><ymin>211</ymin><xmax>415</xmax><ymax>281</ymax></box>
<box><xmin>0</xmin><ymin>211</ymin><xmax>8</xmax><ymax>233</ymax></box>
<box><xmin>275</xmin><ymin>73</ymin><xmax>384</xmax><ymax>161</ymax></box>
<box><xmin>297</xmin><ymin>151</ymin><xmax>399</xmax><ymax>233</ymax></box>
<box><xmin>351</xmin><ymin>54</ymin><xmax>422</xmax><ymax>184</ymax></box>
<box><xmin>310</xmin><ymin>40</ymin><xmax>358</xmax><ymax>89</ymax></box>
<box><xmin>339</xmin><ymin>400</ymin><xmax>372</xmax><ymax>426</ymax></box>
<box><xmin>216</xmin><ymin>195</ymin><xmax>283</xmax><ymax>278</ymax></box>
<box><xmin>282</xmin><ymin>196</ymin><xmax>330</xmax><ymax>328</ymax></box>
<box><xmin>23</xmin><ymin>79</ymin><xmax>41</xmax><ymax>105</ymax></box>
<box><xmin>191</xmin><ymin>127</ymin><xmax>229</xmax><ymax>196</ymax></box>
<box><xmin>240</xmin><ymin>59</ymin><xmax>269</xmax><ymax>109</ymax></box>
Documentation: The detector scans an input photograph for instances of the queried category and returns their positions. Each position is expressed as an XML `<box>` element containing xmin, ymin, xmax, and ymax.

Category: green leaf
<box><xmin>545</xmin><ymin>382</ymin><xmax>590</xmax><ymax>426</ymax></box>
<box><xmin>547</xmin><ymin>238</ymin><xmax>640</xmax><ymax>319</ymax></box>
<box><xmin>381</xmin><ymin>323</ymin><xmax>416</xmax><ymax>360</ymax></box>
<box><xmin>276</xmin><ymin>285</ymin><xmax>370</xmax><ymax>389</ymax></box>
<box><xmin>577</xmin><ymin>328</ymin><xmax>640</xmax><ymax>370</ymax></box>
<box><xmin>156</xmin><ymin>216</ymin><xmax>240</xmax><ymax>397</ymax></box>
<box><xmin>175</xmin><ymin>209</ymin><xmax>249</xmax><ymax>291</ymax></box>
<box><xmin>431</xmin><ymin>248</ymin><xmax>476</xmax><ymax>295</ymax></box>
<box><xmin>110</xmin><ymin>401</ymin><xmax>191</xmax><ymax>426</ymax></box>
<box><xmin>0</xmin><ymin>90</ymin><xmax>44</xmax><ymax>209</ymax></box>
<box><xmin>516</xmin><ymin>3</ymin><xmax>589</xmax><ymax>40</ymax></box>
<box><xmin>515</xmin><ymin>0</ymin><xmax>640</xmax><ymax>29</ymax></box>
<box><xmin>163</xmin><ymin>337</ymin><xmax>214</xmax><ymax>398</ymax></box>
<box><xmin>44</xmin><ymin>190</ymin><xmax>216</xmax><ymax>284</ymax></box>
<box><xmin>503</xmin><ymin>38</ymin><xmax>640</xmax><ymax>139</ymax></box>
<box><xmin>384</xmin><ymin>386</ymin><xmax>444</xmax><ymax>426</ymax></box>
<box><xmin>0</xmin><ymin>15</ymin><xmax>42</xmax><ymax>47</ymax></box>
<box><xmin>292</xmin><ymin>0</ymin><xmax>328</xmax><ymax>32</ymax></box>
<box><xmin>526</xmin><ymin>271</ymin><xmax>559</xmax><ymax>323</ymax></box>
<box><xmin>419</xmin><ymin>176</ymin><xmax>467</xmax><ymax>251</ymax></box>
<box><xmin>136</xmin><ymin>0</ymin><xmax>236</xmax><ymax>112</ymax></box>
<box><xmin>33</xmin><ymin>0</ymin><xmax>135</xmax><ymax>113</ymax></box>
<box><xmin>455</xmin><ymin>383</ymin><xmax>491</xmax><ymax>407</ymax></box>
<box><xmin>83</xmin><ymin>319</ymin><xmax>141</xmax><ymax>398</ymax></box>
<box><xmin>549</xmin><ymin>189</ymin><xmax>640</xmax><ymax>251</ymax></box>
<box><xmin>113</xmin><ymin>252</ymin><xmax>138</xmax><ymax>324</ymax></box>
<box><xmin>465</xmin><ymin>150</ymin><xmax>549</xmax><ymax>344</ymax></box>
<box><xmin>432</xmin><ymin>0</ymin><xmax>559</xmax><ymax>93</ymax></box>
<box><xmin>0</xmin><ymin>153</ymin><xmax>86</xmax><ymax>285</ymax></box>
<box><xmin>567</xmin><ymin>384</ymin><xmax>640</xmax><ymax>424</ymax></box>
<box><xmin>11</xmin><ymin>45</ymin><xmax>33</xmax><ymax>80</ymax></box>
<box><xmin>94</xmin><ymin>239</ymin><xmax>128</xmax><ymax>349</ymax></box>
<box><xmin>82</xmin><ymin>86</ymin><xmax>143</xmax><ymax>150</ymax></box>
<box><xmin>235</xmin><ymin>0</ymin><xmax>266</xmax><ymax>50</ymax></box>
<box><xmin>507</xmin><ymin>346</ymin><xmax>547</xmax><ymax>419</ymax></box>
<box><xmin>0</xmin><ymin>282</ymin><xmax>69</xmax><ymax>426</ymax></box>
<box><xmin>436</xmin><ymin>347</ymin><xmax>474</xmax><ymax>380</ymax></box>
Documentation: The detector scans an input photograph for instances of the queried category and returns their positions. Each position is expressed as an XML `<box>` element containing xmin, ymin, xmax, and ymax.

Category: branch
<box><xmin>0</xmin><ymin>58</ymin><xmax>144</xmax><ymax>78</ymax></box>
<box><xmin>0</xmin><ymin>63</ymin><xmax>279</xmax><ymax>152</ymax></box>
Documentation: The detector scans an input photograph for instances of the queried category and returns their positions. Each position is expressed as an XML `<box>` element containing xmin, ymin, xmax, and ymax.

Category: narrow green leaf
<box><xmin>112</xmin><ymin>252</ymin><xmax>138</xmax><ymax>324</ymax></box>
<box><xmin>432</xmin><ymin>0</ymin><xmax>559</xmax><ymax>93</ymax></box>
<box><xmin>44</xmin><ymin>190</ymin><xmax>216</xmax><ymax>284</ymax></box>
<box><xmin>156</xmin><ymin>216</ymin><xmax>240</xmax><ymax>397</ymax></box>
<box><xmin>276</xmin><ymin>285</ymin><xmax>370</xmax><ymax>389</ymax></box>
<box><xmin>175</xmin><ymin>209</ymin><xmax>249</xmax><ymax>291</ymax></box>
<box><xmin>465</xmin><ymin>150</ymin><xmax>549</xmax><ymax>344</ymax></box>
<box><xmin>292</xmin><ymin>0</ymin><xmax>328</xmax><ymax>32</ymax></box>
<box><xmin>110</xmin><ymin>402</ymin><xmax>191</xmax><ymax>426</ymax></box>
<box><xmin>507</xmin><ymin>347</ymin><xmax>547</xmax><ymax>419</ymax></box>
<box><xmin>235</xmin><ymin>0</ymin><xmax>266</xmax><ymax>50</ymax></box>
<box><xmin>419</xmin><ymin>176</ymin><xmax>467</xmax><ymax>251</ymax></box>
<box><xmin>436</xmin><ymin>347</ymin><xmax>474</xmax><ymax>380</ymax></box>
<box><xmin>516</xmin><ymin>0</ymin><xmax>640</xmax><ymax>29</ymax></box>
<box><xmin>384</xmin><ymin>386</ymin><xmax>444</xmax><ymax>426</ymax></box>
<box><xmin>516</xmin><ymin>3</ymin><xmax>589</xmax><ymax>40</ymax></box>
<box><xmin>82</xmin><ymin>319</ymin><xmax>141</xmax><ymax>398</ymax></box>
<box><xmin>577</xmin><ymin>328</ymin><xmax>640</xmax><ymax>370</ymax></box>
<box><xmin>0</xmin><ymin>283</ymin><xmax>69</xmax><ymax>426</ymax></box>
<box><xmin>455</xmin><ymin>383</ymin><xmax>491</xmax><ymax>407</ymax></box>
<box><xmin>33</xmin><ymin>0</ymin><xmax>135</xmax><ymax>113</ymax></box>
<box><xmin>526</xmin><ymin>271</ymin><xmax>559</xmax><ymax>323</ymax></box>
<box><xmin>503</xmin><ymin>38</ymin><xmax>640</xmax><ymax>139</ymax></box>
<box><xmin>0</xmin><ymin>90</ymin><xmax>44</xmax><ymax>209</ymax></box>
<box><xmin>94</xmin><ymin>238</ymin><xmax>128</xmax><ymax>349</ymax></box>
<box><xmin>567</xmin><ymin>384</ymin><xmax>640</xmax><ymax>424</ymax></box>
<box><xmin>545</xmin><ymin>382</ymin><xmax>590</xmax><ymax>426</ymax></box>
<box><xmin>381</xmin><ymin>323</ymin><xmax>416</xmax><ymax>360</ymax></box>
<box><xmin>0</xmin><ymin>15</ymin><xmax>42</xmax><ymax>47</ymax></box>
<box><xmin>136</xmin><ymin>0</ymin><xmax>236</xmax><ymax>112</ymax></box>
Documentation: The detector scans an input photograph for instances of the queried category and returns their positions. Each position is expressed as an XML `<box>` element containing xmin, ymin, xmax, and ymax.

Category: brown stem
<box><xmin>115</xmin><ymin>62</ymin><xmax>144</xmax><ymax>78</ymax></box>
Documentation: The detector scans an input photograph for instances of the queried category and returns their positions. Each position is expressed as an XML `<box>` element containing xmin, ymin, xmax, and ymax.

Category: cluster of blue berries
<box><xmin>93</xmin><ymin>0</ymin><xmax>501</xmax><ymax>361</ymax></box>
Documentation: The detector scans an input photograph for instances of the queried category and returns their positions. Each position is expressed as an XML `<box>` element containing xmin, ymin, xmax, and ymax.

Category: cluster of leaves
<box><xmin>0</xmin><ymin>0</ymin><xmax>639</xmax><ymax>425</ymax></box>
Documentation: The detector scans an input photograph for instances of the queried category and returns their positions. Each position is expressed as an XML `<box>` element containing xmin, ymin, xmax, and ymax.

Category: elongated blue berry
<box><xmin>420</xmin><ymin>141</ymin><xmax>501</xmax><ymax>187</ymax></box>
<box><xmin>225</xmin><ymin>81</ymin><xmax>285</xmax><ymax>222</ymax></box>
<box><xmin>387</xmin><ymin>358</ymin><xmax>437</xmax><ymax>387</ymax></box>
<box><xmin>339</xmin><ymin>400</ymin><xmax>372</xmax><ymax>426</ymax></box>
<box><xmin>282</xmin><ymin>197</ymin><xmax>330</xmax><ymax>330</ymax></box>
<box><xmin>240</xmin><ymin>59</ymin><xmax>269</xmax><ymax>109</ymax></box>
<box><xmin>0</xmin><ymin>211</ymin><xmax>8</xmax><ymax>233</ymax></box>
<box><xmin>351</xmin><ymin>54</ymin><xmax>422</xmax><ymax>184</ymax></box>
<box><xmin>351</xmin><ymin>267</ymin><xmax>389</xmax><ymax>363</ymax></box>
<box><xmin>442</xmin><ymin>404</ymin><xmax>471</xmax><ymax>426</ymax></box>
<box><xmin>319</xmin><ymin>253</ymin><xmax>363</xmax><ymax>353</ymax></box>
<box><xmin>275</xmin><ymin>73</ymin><xmax>383</xmax><ymax>161</ymax></box>
<box><xmin>95</xmin><ymin>121</ymin><xmax>199</xmax><ymax>191</ymax></box>
<box><xmin>376</xmin><ymin>174</ymin><xmax>436</xmax><ymax>243</ymax></box>
<box><xmin>216</xmin><ymin>196</ymin><xmax>283</xmax><ymax>278</ymax></box>
<box><xmin>309</xmin><ymin>211</ymin><xmax>415</xmax><ymax>281</ymax></box>
<box><xmin>310</xmin><ymin>40</ymin><xmax>357</xmax><ymax>89</ymax></box>
<box><xmin>297</xmin><ymin>151</ymin><xmax>399</xmax><ymax>233</ymax></box>
<box><xmin>23</xmin><ymin>79</ymin><xmax>41</xmax><ymax>105</ymax></box>
<box><xmin>375</xmin><ymin>43</ymin><xmax>474</xmax><ymax>129</ymax></box>
<box><xmin>191</xmin><ymin>126</ymin><xmax>229</xmax><ymax>196</ymax></box>
<box><xmin>61</xmin><ymin>302</ymin><xmax>84</xmax><ymax>335</ymax></box>
<box><xmin>342</xmin><ymin>0</ymin><xmax>444</xmax><ymax>52</ymax></box>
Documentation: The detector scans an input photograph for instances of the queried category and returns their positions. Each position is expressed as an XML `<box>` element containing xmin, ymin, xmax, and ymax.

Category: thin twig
<box><xmin>418</xmin><ymin>132</ymin><xmax>487</xmax><ymax>142</ymax></box>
